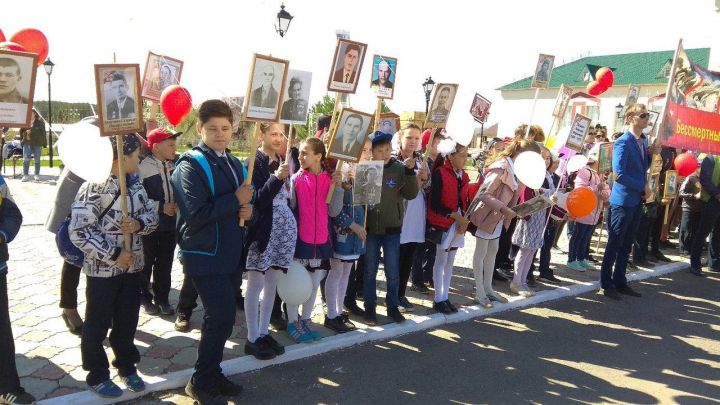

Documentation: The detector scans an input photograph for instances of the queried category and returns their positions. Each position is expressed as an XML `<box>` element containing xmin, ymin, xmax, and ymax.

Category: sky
<box><xmin>3</xmin><ymin>0</ymin><xmax>719</xmax><ymax>141</ymax></box>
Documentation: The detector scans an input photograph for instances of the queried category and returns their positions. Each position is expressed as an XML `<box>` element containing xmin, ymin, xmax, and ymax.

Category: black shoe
<box><xmin>587</xmin><ymin>256</ymin><xmax>599</xmax><ymax>264</ymax></box>
<box><xmin>651</xmin><ymin>252</ymin><xmax>671</xmax><ymax>262</ymax></box>
<box><xmin>603</xmin><ymin>288</ymin><xmax>623</xmax><ymax>300</ymax></box>
<box><xmin>497</xmin><ymin>268</ymin><xmax>514</xmax><ymax>279</ymax></box>
<box><xmin>61</xmin><ymin>312</ymin><xmax>83</xmax><ymax>336</ymax></box>
<box><xmin>340</xmin><ymin>313</ymin><xmax>357</xmax><ymax>330</ymax></box>
<box><xmin>433</xmin><ymin>300</ymin><xmax>453</xmax><ymax>314</ymax></box>
<box><xmin>323</xmin><ymin>316</ymin><xmax>350</xmax><ymax>333</ymax></box>
<box><xmin>617</xmin><ymin>285</ymin><xmax>642</xmax><ymax>297</ymax></box>
<box><xmin>344</xmin><ymin>301</ymin><xmax>365</xmax><ymax>316</ymax></box>
<box><xmin>660</xmin><ymin>240</ymin><xmax>677</xmax><ymax>249</ymax></box>
<box><xmin>444</xmin><ymin>300</ymin><xmax>458</xmax><ymax>313</ymax></box>
<box><xmin>709</xmin><ymin>267</ymin><xmax>720</xmax><ymax>273</ymax></box>
<box><xmin>633</xmin><ymin>259</ymin><xmax>652</xmax><ymax>268</ymax></box>
<box><xmin>538</xmin><ymin>274</ymin><xmax>561</xmax><ymax>284</ymax></box>
<box><xmin>158</xmin><ymin>303</ymin><xmax>175</xmax><ymax>316</ymax></box>
<box><xmin>141</xmin><ymin>299</ymin><xmax>160</xmax><ymax>315</ymax></box>
<box><xmin>398</xmin><ymin>297</ymin><xmax>414</xmax><ymax>312</ymax></box>
<box><xmin>387</xmin><ymin>307</ymin><xmax>405</xmax><ymax>323</ymax></box>
<box><xmin>244</xmin><ymin>337</ymin><xmax>276</xmax><ymax>360</ymax></box>
<box><xmin>364</xmin><ymin>306</ymin><xmax>378</xmax><ymax>325</ymax></box>
<box><xmin>410</xmin><ymin>283</ymin><xmax>431</xmax><ymax>294</ymax></box>
<box><xmin>493</xmin><ymin>270</ymin><xmax>508</xmax><ymax>282</ymax></box>
<box><xmin>0</xmin><ymin>387</ymin><xmax>36</xmax><ymax>404</ymax></box>
<box><xmin>215</xmin><ymin>374</ymin><xmax>243</xmax><ymax>397</ymax></box>
<box><xmin>269</xmin><ymin>315</ymin><xmax>287</xmax><ymax>331</ymax></box>
<box><xmin>185</xmin><ymin>379</ymin><xmax>225</xmax><ymax>405</ymax></box>
<box><xmin>690</xmin><ymin>269</ymin><xmax>706</xmax><ymax>277</ymax></box>
<box><xmin>260</xmin><ymin>334</ymin><xmax>285</xmax><ymax>355</ymax></box>
<box><xmin>526</xmin><ymin>275</ymin><xmax>538</xmax><ymax>288</ymax></box>
<box><xmin>175</xmin><ymin>313</ymin><xmax>191</xmax><ymax>332</ymax></box>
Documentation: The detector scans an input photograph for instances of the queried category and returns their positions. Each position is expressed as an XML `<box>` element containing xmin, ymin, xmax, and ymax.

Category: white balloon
<box><xmin>277</xmin><ymin>261</ymin><xmax>313</xmax><ymax>305</ymax></box>
<box><xmin>57</xmin><ymin>122</ymin><xmax>113</xmax><ymax>184</ymax></box>
<box><xmin>567</xmin><ymin>155</ymin><xmax>589</xmax><ymax>174</ymax></box>
<box><xmin>514</xmin><ymin>151</ymin><xmax>546</xmax><ymax>189</ymax></box>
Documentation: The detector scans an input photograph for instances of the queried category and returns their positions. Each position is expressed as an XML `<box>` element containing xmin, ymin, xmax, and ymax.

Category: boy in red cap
<box><xmin>138</xmin><ymin>128</ymin><xmax>180</xmax><ymax>315</ymax></box>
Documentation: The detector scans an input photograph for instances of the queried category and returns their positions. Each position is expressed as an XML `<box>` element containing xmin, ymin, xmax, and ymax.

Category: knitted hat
<box><xmin>369</xmin><ymin>131</ymin><xmax>393</xmax><ymax>146</ymax></box>
<box><xmin>110</xmin><ymin>134</ymin><xmax>141</xmax><ymax>160</ymax></box>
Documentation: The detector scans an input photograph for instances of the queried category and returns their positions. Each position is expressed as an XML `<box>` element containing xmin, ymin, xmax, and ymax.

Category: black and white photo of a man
<box><xmin>331</xmin><ymin>113</ymin><xmax>365</xmax><ymax>159</ymax></box>
<box><xmin>0</xmin><ymin>57</ymin><xmax>27</xmax><ymax>104</ymax></box>
<box><xmin>106</xmin><ymin>72</ymin><xmax>136</xmax><ymax>121</ymax></box>
<box><xmin>251</xmin><ymin>64</ymin><xmax>279</xmax><ymax>108</ymax></box>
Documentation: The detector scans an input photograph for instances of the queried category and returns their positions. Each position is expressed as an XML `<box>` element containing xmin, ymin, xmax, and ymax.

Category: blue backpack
<box><xmin>55</xmin><ymin>191</ymin><xmax>120</xmax><ymax>268</ymax></box>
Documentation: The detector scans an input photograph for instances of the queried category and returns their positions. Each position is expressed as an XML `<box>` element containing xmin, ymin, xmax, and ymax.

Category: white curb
<box><xmin>39</xmin><ymin>261</ymin><xmax>689</xmax><ymax>404</ymax></box>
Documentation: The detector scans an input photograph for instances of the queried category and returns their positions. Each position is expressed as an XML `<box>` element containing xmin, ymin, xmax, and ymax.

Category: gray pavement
<box><xmin>137</xmin><ymin>270</ymin><xmax>720</xmax><ymax>404</ymax></box>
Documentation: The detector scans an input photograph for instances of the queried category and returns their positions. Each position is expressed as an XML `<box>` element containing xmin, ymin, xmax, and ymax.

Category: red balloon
<box><xmin>567</xmin><ymin>187</ymin><xmax>598</xmax><ymax>218</ymax></box>
<box><xmin>586</xmin><ymin>80</ymin><xmax>607</xmax><ymax>96</ymax></box>
<box><xmin>0</xmin><ymin>29</ymin><xmax>5</xmax><ymax>42</ymax></box>
<box><xmin>160</xmin><ymin>85</ymin><xmax>192</xmax><ymax>126</ymax></box>
<box><xmin>0</xmin><ymin>41</ymin><xmax>27</xmax><ymax>52</ymax></box>
<box><xmin>596</xmin><ymin>67</ymin><xmax>615</xmax><ymax>88</ymax></box>
<box><xmin>10</xmin><ymin>28</ymin><xmax>49</xmax><ymax>66</ymax></box>
<box><xmin>674</xmin><ymin>152</ymin><xmax>698</xmax><ymax>177</ymax></box>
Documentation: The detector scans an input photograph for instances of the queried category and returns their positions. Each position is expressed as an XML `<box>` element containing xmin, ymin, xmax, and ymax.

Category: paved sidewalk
<box><xmin>2</xmin><ymin>169</ymin><xmax>690</xmax><ymax>402</ymax></box>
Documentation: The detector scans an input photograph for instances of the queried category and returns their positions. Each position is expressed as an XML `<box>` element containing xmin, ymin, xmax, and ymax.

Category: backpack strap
<box><xmin>187</xmin><ymin>150</ymin><xmax>215</xmax><ymax>195</ymax></box>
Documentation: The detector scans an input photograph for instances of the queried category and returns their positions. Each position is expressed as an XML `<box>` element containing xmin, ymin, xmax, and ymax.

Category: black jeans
<box><xmin>344</xmin><ymin>256</ymin><xmax>365</xmax><ymax>306</ymax></box>
<box><xmin>81</xmin><ymin>273</ymin><xmax>141</xmax><ymax>386</ymax></box>
<box><xmin>633</xmin><ymin>214</ymin><xmax>654</xmax><ymax>262</ymax></box>
<box><xmin>177</xmin><ymin>272</ymin><xmax>243</xmax><ymax>318</ymax></box>
<box><xmin>680</xmin><ymin>210</ymin><xmax>700</xmax><ymax>253</ymax></box>
<box><xmin>59</xmin><ymin>261</ymin><xmax>82</xmax><ymax>309</ymax></box>
<box><xmin>0</xmin><ymin>273</ymin><xmax>20</xmax><ymax>393</ymax></box>
<box><xmin>191</xmin><ymin>272</ymin><xmax>241</xmax><ymax>390</ymax></box>
<box><xmin>398</xmin><ymin>242</ymin><xmax>420</xmax><ymax>300</ymax></box>
<box><xmin>412</xmin><ymin>241</ymin><xmax>435</xmax><ymax>285</ymax></box>
<box><xmin>140</xmin><ymin>231</ymin><xmax>176</xmax><ymax>305</ymax></box>
<box><xmin>690</xmin><ymin>199</ymin><xmax>720</xmax><ymax>272</ymax></box>
<box><xmin>496</xmin><ymin>218</ymin><xmax>517</xmax><ymax>269</ymax></box>
<box><xmin>538</xmin><ymin>220</ymin><xmax>558</xmax><ymax>277</ymax></box>
<box><xmin>650</xmin><ymin>205</ymin><xmax>665</xmax><ymax>254</ymax></box>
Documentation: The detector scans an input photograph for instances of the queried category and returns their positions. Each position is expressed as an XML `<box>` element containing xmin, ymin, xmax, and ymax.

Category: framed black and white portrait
<box><xmin>327</xmin><ymin>108</ymin><xmax>373</xmax><ymax>162</ymax></box>
<box><xmin>327</xmin><ymin>39</ymin><xmax>367</xmax><ymax>94</ymax></box>
<box><xmin>353</xmin><ymin>160</ymin><xmax>384</xmax><ymax>206</ymax></box>
<box><xmin>424</xmin><ymin>83</ymin><xmax>458</xmax><ymax>129</ymax></box>
<box><xmin>141</xmin><ymin>52</ymin><xmax>183</xmax><ymax>102</ymax></box>
<box><xmin>280</xmin><ymin>69</ymin><xmax>312</xmax><ymax>124</ymax></box>
<box><xmin>243</xmin><ymin>54</ymin><xmax>289</xmax><ymax>122</ymax></box>
<box><xmin>94</xmin><ymin>64</ymin><xmax>143</xmax><ymax>136</ymax></box>
<box><xmin>0</xmin><ymin>49</ymin><xmax>38</xmax><ymax>127</ymax></box>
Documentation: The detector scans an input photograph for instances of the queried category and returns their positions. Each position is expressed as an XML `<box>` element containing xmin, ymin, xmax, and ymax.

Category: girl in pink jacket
<box><xmin>567</xmin><ymin>155</ymin><xmax>610</xmax><ymax>271</ymax></box>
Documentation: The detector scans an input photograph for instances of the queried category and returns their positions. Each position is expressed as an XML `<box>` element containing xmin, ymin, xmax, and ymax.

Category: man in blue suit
<box><xmin>600</xmin><ymin>104</ymin><xmax>653</xmax><ymax>300</ymax></box>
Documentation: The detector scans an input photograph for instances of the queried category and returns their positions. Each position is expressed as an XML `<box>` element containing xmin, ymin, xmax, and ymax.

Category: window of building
<box><xmin>657</xmin><ymin>60</ymin><xmax>672</xmax><ymax>78</ymax></box>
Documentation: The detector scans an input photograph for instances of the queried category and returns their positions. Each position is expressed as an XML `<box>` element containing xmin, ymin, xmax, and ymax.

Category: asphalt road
<box><xmin>136</xmin><ymin>270</ymin><xmax>720</xmax><ymax>405</ymax></box>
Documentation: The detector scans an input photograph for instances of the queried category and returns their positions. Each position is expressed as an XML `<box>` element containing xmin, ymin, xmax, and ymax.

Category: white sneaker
<box><xmin>21</xmin><ymin>175</ymin><xmax>29</xmax><ymax>182</ymax></box>
<box><xmin>34</xmin><ymin>175</ymin><xmax>40</xmax><ymax>181</ymax></box>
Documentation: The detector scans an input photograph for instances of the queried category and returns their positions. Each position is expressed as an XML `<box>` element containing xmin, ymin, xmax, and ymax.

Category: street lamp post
<box><xmin>43</xmin><ymin>59</ymin><xmax>55</xmax><ymax>168</ymax></box>
<box><xmin>614</xmin><ymin>102</ymin><xmax>624</xmax><ymax>133</ymax></box>
<box><xmin>275</xmin><ymin>3</ymin><xmax>293</xmax><ymax>37</ymax></box>
<box><xmin>422</xmin><ymin>76</ymin><xmax>435</xmax><ymax>114</ymax></box>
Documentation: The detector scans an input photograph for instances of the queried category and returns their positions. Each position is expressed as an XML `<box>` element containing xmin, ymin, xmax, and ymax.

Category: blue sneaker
<box><xmin>302</xmin><ymin>319</ymin><xmax>321</xmax><ymax>341</ymax></box>
<box><xmin>287</xmin><ymin>321</ymin><xmax>314</xmax><ymax>343</ymax></box>
<box><xmin>566</xmin><ymin>261</ymin><xmax>586</xmax><ymax>272</ymax></box>
<box><xmin>90</xmin><ymin>380</ymin><xmax>123</xmax><ymax>398</ymax></box>
<box><xmin>121</xmin><ymin>373</ymin><xmax>146</xmax><ymax>392</ymax></box>
<box><xmin>579</xmin><ymin>260</ymin><xmax>594</xmax><ymax>269</ymax></box>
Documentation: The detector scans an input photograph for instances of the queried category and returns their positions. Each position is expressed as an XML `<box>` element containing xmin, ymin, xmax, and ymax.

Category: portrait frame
<box><xmin>377</xmin><ymin>113</ymin><xmax>400</xmax><ymax>135</ymax></box>
<box><xmin>531</xmin><ymin>53</ymin><xmax>555</xmax><ymax>89</ymax></box>
<box><xmin>280</xmin><ymin>69</ymin><xmax>312</xmax><ymax>125</ymax></box>
<box><xmin>327</xmin><ymin>39</ymin><xmax>368</xmax><ymax>94</ymax></box>
<box><xmin>552</xmin><ymin>85</ymin><xmax>573</xmax><ymax>118</ymax></box>
<box><xmin>624</xmin><ymin>85</ymin><xmax>640</xmax><ymax>108</ymax></box>
<box><xmin>327</xmin><ymin>108</ymin><xmax>374</xmax><ymax>163</ymax></box>
<box><xmin>469</xmin><ymin>93</ymin><xmax>491</xmax><ymax>124</ymax></box>
<box><xmin>242</xmin><ymin>53</ymin><xmax>289</xmax><ymax>123</ymax></box>
<box><xmin>0</xmin><ymin>49</ymin><xmax>39</xmax><ymax>128</ymax></box>
<box><xmin>564</xmin><ymin>113</ymin><xmax>592</xmax><ymax>152</ymax></box>
<box><xmin>369</xmin><ymin>54</ymin><xmax>397</xmax><ymax>100</ymax></box>
<box><xmin>645</xmin><ymin>109</ymin><xmax>661</xmax><ymax>139</ymax></box>
<box><xmin>663</xmin><ymin>170</ymin><xmax>679</xmax><ymax>199</ymax></box>
<box><xmin>141</xmin><ymin>51</ymin><xmax>184</xmax><ymax>102</ymax></box>
<box><xmin>597</xmin><ymin>142</ymin><xmax>613</xmax><ymax>173</ymax></box>
<box><xmin>94</xmin><ymin>64</ymin><xmax>143</xmax><ymax>136</ymax></box>
<box><xmin>646</xmin><ymin>173</ymin><xmax>659</xmax><ymax>203</ymax></box>
<box><xmin>424</xmin><ymin>83</ymin><xmax>459</xmax><ymax>129</ymax></box>
<box><xmin>353</xmin><ymin>160</ymin><xmax>384</xmax><ymax>206</ymax></box>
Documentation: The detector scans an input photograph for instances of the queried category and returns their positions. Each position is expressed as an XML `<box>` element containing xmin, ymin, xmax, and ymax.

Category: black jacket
<box><xmin>0</xmin><ymin>197</ymin><xmax>23</xmax><ymax>274</ymax></box>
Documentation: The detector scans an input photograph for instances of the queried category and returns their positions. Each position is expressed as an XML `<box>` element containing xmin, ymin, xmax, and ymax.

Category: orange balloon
<box><xmin>567</xmin><ymin>187</ymin><xmax>597</xmax><ymax>218</ymax></box>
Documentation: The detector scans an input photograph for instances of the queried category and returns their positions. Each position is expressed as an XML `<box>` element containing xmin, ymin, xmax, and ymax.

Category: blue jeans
<box><xmin>22</xmin><ymin>144</ymin><xmax>42</xmax><ymax>176</ymax></box>
<box><xmin>363</xmin><ymin>233</ymin><xmax>401</xmax><ymax>310</ymax></box>
<box><xmin>568</xmin><ymin>223</ymin><xmax>594</xmax><ymax>262</ymax></box>
<box><xmin>600</xmin><ymin>204</ymin><xmax>642</xmax><ymax>290</ymax></box>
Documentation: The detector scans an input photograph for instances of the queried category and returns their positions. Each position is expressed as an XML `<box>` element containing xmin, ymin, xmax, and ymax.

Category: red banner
<box><xmin>657</xmin><ymin>42</ymin><xmax>720</xmax><ymax>154</ymax></box>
